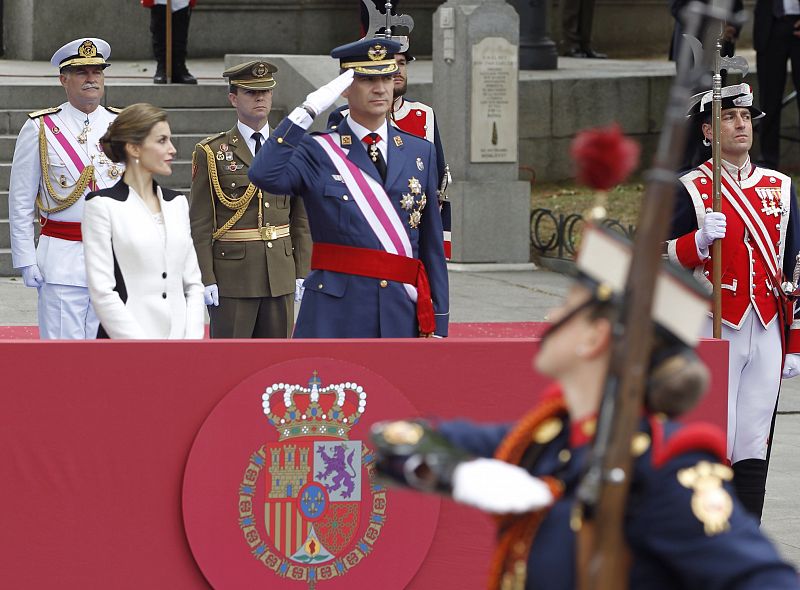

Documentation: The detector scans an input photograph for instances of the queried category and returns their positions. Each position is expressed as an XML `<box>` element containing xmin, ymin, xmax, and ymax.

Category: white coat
<box><xmin>82</xmin><ymin>179</ymin><xmax>205</xmax><ymax>339</ymax></box>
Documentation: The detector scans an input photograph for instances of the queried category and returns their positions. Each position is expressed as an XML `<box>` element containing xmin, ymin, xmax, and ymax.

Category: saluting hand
<box><xmin>302</xmin><ymin>69</ymin><xmax>355</xmax><ymax>117</ymax></box>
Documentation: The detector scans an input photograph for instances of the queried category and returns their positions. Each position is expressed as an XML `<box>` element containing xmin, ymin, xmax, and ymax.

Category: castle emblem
<box><xmin>237</xmin><ymin>371</ymin><xmax>387</xmax><ymax>587</ymax></box>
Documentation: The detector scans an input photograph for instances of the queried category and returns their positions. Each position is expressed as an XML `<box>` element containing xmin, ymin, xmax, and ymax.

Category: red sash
<box><xmin>40</xmin><ymin>217</ymin><xmax>82</xmax><ymax>241</ymax></box>
<box><xmin>311</xmin><ymin>242</ymin><xmax>436</xmax><ymax>334</ymax></box>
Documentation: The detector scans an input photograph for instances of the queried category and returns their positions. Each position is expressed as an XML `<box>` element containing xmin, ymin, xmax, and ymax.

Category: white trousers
<box><xmin>37</xmin><ymin>283</ymin><xmax>99</xmax><ymax>340</ymax></box>
<box><xmin>705</xmin><ymin>311</ymin><xmax>782</xmax><ymax>463</ymax></box>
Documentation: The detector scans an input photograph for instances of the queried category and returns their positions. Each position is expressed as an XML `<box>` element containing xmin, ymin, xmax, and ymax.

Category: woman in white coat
<box><xmin>83</xmin><ymin>103</ymin><xmax>204</xmax><ymax>339</ymax></box>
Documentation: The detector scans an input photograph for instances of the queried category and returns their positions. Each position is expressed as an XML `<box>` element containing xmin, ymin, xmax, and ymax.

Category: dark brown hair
<box><xmin>100</xmin><ymin>103</ymin><xmax>168</xmax><ymax>163</ymax></box>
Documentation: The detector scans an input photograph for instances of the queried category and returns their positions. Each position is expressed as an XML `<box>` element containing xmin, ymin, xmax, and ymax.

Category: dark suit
<box><xmin>249</xmin><ymin>116</ymin><xmax>449</xmax><ymax>338</ymax></box>
<box><xmin>755</xmin><ymin>0</ymin><xmax>800</xmax><ymax>169</ymax></box>
<box><xmin>190</xmin><ymin>125</ymin><xmax>311</xmax><ymax>338</ymax></box>
<box><xmin>560</xmin><ymin>0</ymin><xmax>596</xmax><ymax>53</ymax></box>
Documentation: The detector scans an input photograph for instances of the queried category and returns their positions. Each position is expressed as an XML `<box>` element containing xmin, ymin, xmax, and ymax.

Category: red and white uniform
<box><xmin>392</xmin><ymin>98</ymin><xmax>436</xmax><ymax>144</ymax></box>
<box><xmin>667</xmin><ymin>158</ymin><xmax>800</xmax><ymax>462</ymax></box>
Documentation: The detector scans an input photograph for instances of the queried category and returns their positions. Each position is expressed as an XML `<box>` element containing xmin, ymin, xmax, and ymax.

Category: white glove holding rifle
<box><xmin>696</xmin><ymin>211</ymin><xmax>727</xmax><ymax>256</ymax></box>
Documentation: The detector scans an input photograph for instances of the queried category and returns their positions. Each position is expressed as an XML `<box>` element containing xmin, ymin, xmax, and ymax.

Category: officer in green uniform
<box><xmin>190</xmin><ymin>61</ymin><xmax>311</xmax><ymax>338</ymax></box>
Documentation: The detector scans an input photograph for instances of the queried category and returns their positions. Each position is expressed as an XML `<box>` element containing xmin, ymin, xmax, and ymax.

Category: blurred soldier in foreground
<box><xmin>9</xmin><ymin>38</ymin><xmax>121</xmax><ymax>339</ymax></box>
<box><xmin>373</xmin><ymin>226</ymin><xmax>800</xmax><ymax>589</ymax></box>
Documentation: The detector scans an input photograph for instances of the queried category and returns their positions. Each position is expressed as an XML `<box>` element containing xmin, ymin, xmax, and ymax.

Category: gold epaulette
<box><xmin>104</xmin><ymin>106</ymin><xmax>123</xmax><ymax>114</ymax></box>
<box><xmin>197</xmin><ymin>131</ymin><xmax>226</xmax><ymax>147</ymax></box>
<box><xmin>28</xmin><ymin>107</ymin><xmax>61</xmax><ymax>119</ymax></box>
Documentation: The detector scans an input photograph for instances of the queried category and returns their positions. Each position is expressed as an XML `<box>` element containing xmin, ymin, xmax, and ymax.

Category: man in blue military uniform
<box><xmin>371</xmin><ymin>226</ymin><xmax>800</xmax><ymax>589</ymax></box>
<box><xmin>249</xmin><ymin>38</ymin><xmax>448</xmax><ymax>338</ymax></box>
<box><xmin>328</xmin><ymin>35</ymin><xmax>453</xmax><ymax>259</ymax></box>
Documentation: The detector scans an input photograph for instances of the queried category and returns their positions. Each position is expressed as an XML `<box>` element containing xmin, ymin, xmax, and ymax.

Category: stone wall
<box><xmin>3</xmin><ymin>0</ymin><xmax>756</xmax><ymax>61</ymax></box>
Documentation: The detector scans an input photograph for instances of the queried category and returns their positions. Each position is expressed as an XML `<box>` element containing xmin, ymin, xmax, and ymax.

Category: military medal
<box><xmin>227</xmin><ymin>162</ymin><xmax>243</xmax><ymax>172</ymax></box>
<box><xmin>225</xmin><ymin>151</ymin><xmax>233</xmax><ymax>161</ymax></box>
<box><xmin>756</xmin><ymin>187</ymin><xmax>783</xmax><ymax>217</ymax></box>
<box><xmin>408</xmin><ymin>177</ymin><xmax>422</xmax><ymax>195</ymax></box>
<box><xmin>58</xmin><ymin>174</ymin><xmax>68</xmax><ymax>188</ymax></box>
<box><xmin>409</xmin><ymin>210</ymin><xmax>422</xmax><ymax>229</ymax></box>
<box><xmin>393</xmin><ymin>136</ymin><xmax>403</xmax><ymax>147</ymax></box>
<box><xmin>220</xmin><ymin>144</ymin><xmax>229</xmax><ymax>152</ymax></box>
<box><xmin>677</xmin><ymin>461</ymin><xmax>734</xmax><ymax>536</ymax></box>
<box><xmin>108</xmin><ymin>164</ymin><xmax>120</xmax><ymax>179</ymax></box>
<box><xmin>400</xmin><ymin>193</ymin><xmax>415</xmax><ymax>210</ymax></box>
<box><xmin>416</xmin><ymin>157</ymin><xmax>424</xmax><ymax>171</ymax></box>
<box><xmin>77</xmin><ymin>115</ymin><xmax>90</xmax><ymax>144</ymax></box>
<box><xmin>417</xmin><ymin>193</ymin><xmax>427</xmax><ymax>210</ymax></box>
<box><xmin>216</xmin><ymin>151</ymin><xmax>225</xmax><ymax>161</ymax></box>
<box><xmin>368</xmin><ymin>143</ymin><xmax>380</xmax><ymax>163</ymax></box>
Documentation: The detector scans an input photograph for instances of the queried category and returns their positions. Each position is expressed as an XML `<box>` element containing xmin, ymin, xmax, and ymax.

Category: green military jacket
<box><xmin>190</xmin><ymin>124</ymin><xmax>311</xmax><ymax>299</ymax></box>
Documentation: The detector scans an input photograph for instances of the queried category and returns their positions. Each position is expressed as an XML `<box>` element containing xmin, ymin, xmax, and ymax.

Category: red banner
<box><xmin>0</xmin><ymin>336</ymin><xmax>727</xmax><ymax>588</ymax></box>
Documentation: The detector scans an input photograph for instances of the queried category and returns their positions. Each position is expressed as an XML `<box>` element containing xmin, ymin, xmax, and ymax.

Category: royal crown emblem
<box><xmin>253</xmin><ymin>62</ymin><xmax>269</xmax><ymax>78</ymax></box>
<box><xmin>368</xmin><ymin>44</ymin><xmax>388</xmax><ymax>61</ymax></box>
<box><xmin>238</xmin><ymin>371</ymin><xmax>386</xmax><ymax>587</ymax></box>
<box><xmin>78</xmin><ymin>40</ymin><xmax>97</xmax><ymax>58</ymax></box>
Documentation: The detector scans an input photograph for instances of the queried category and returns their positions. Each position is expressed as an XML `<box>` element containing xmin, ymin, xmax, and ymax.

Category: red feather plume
<box><xmin>570</xmin><ymin>124</ymin><xmax>641</xmax><ymax>191</ymax></box>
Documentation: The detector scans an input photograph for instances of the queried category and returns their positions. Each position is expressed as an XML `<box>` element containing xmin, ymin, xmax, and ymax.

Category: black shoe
<box><xmin>153</xmin><ymin>64</ymin><xmax>167</xmax><ymax>84</ymax></box>
<box><xmin>583</xmin><ymin>47</ymin><xmax>608</xmax><ymax>59</ymax></box>
<box><xmin>172</xmin><ymin>70</ymin><xmax>198</xmax><ymax>85</ymax></box>
<box><xmin>563</xmin><ymin>47</ymin><xmax>588</xmax><ymax>58</ymax></box>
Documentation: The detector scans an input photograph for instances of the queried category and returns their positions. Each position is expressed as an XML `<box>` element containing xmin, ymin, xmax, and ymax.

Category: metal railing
<box><xmin>530</xmin><ymin>208</ymin><xmax>636</xmax><ymax>260</ymax></box>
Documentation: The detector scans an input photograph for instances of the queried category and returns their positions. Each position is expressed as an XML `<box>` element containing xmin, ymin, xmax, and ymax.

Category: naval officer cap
<box><xmin>223</xmin><ymin>60</ymin><xmax>278</xmax><ymax>90</ymax></box>
<box><xmin>51</xmin><ymin>38</ymin><xmax>111</xmax><ymax>71</ymax></box>
<box><xmin>331</xmin><ymin>38</ymin><xmax>402</xmax><ymax>76</ymax></box>
<box><xmin>687</xmin><ymin>82</ymin><xmax>765</xmax><ymax>120</ymax></box>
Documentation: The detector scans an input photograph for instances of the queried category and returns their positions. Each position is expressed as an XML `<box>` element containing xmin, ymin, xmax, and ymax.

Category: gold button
<box><xmin>231</xmin><ymin>182</ymin><xmax>236</xmax><ymax>188</ymax></box>
<box><xmin>267</xmin><ymin>242</ymin><xmax>273</xmax><ymax>248</ymax></box>
<box><xmin>221</xmin><ymin>252</ymin><xmax>225</xmax><ymax>257</ymax></box>
<box><xmin>277</xmin><ymin>137</ymin><xmax>284</xmax><ymax>144</ymax></box>
<box><xmin>379</xmin><ymin>279</ymin><xmax>388</xmax><ymax>288</ymax></box>
<box><xmin>265</xmin><ymin>202</ymin><xmax>270</xmax><ymax>208</ymax></box>
<box><xmin>558</xmin><ymin>449</ymin><xmax>571</xmax><ymax>463</ymax></box>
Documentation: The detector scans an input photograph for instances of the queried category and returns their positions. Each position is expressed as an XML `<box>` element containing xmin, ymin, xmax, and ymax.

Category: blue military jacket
<box><xmin>438</xmin><ymin>403</ymin><xmax>799</xmax><ymax>589</ymax></box>
<box><xmin>249</xmin><ymin>116</ymin><xmax>449</xmax><ymax>338</ymax></box>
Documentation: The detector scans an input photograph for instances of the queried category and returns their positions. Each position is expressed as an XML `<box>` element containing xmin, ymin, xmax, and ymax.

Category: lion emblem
<box><xmin>316</xmin><ymin>444</ymin><xmax>358</xmax><ymax>499</ymax></box>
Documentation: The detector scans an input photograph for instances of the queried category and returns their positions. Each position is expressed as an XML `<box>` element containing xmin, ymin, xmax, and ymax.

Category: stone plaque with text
<box><xmin>470</xmin><ymin>37</ymin><xmax>518</xmax><ymax>163</ymax></box>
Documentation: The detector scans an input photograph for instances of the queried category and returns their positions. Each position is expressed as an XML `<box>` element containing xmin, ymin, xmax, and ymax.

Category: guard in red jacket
<box><xmin>667</xmin><ymin>83</ymin><xmax>800</xmax><ymax>519</ymax></box>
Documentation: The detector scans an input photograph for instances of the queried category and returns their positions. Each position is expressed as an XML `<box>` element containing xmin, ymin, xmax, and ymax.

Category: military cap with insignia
<box><xmin>687</xmin><ymin>82</ymin><xmax>765</xmax><ymax>120</ymax></box>
<box><xmin>223</xmin><ymin>60</ymin><xmax>278</xmax><ymax>90</ymax></box>
<box><xmin>50</xmin><ymin>38</ymin><xmax>111</xmax><ymax>71</ymax></box>
<box><xmin>331</xmin><ymin>37</ymin><xmax>402</xmax><ymax>76</ymax></box>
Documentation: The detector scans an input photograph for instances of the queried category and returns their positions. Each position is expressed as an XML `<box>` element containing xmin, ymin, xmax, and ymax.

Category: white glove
<box><xmin>783</xmin><ymin>354</ymin><xmax>800</xmax><ymax>379</ymax></box>
<box><xmin>295</xmin><ymin>278</ymin><xmax>305</xmax><ymax>302</ymax></box>
<box><xmin>20</xmin><ymin>264</ymin><xmax>44</xmax><ymax>288</ymax></box>
<box><xmin>451</xmin><ymin>458</ymin><xmax>553</xmax><ymax>514</ymax></box>
<box><xmin>302</xmin><ymin>69</ymin><xmax>355</xmax><ymax>116</ymax></box>
<box><xmin>695</xmin><ymin>211</ymin><xmax>726</xmax><ymax>253</ymax></box>
<box><xmin>204</xmin><ymin>284</ymin><xmax>219</xmax><ymax>306</ymax></box>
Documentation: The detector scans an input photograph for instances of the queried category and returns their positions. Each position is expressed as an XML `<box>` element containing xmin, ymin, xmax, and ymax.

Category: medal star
<box><xmin>409</xmin><ymin>210</ymin><xmax>422</xmax><ymax>228</ymax></box>
<box><xmin>408</xmin><ymin>177</ymin><xmax>422</xmax><ymax>195</ymax></box>
<box><xmin>400</xmin><ymin>193</ymin><xmax>415</xmax><ymax>210</ymax></box>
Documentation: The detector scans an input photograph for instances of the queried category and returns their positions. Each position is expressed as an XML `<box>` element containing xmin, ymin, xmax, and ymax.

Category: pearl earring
<box><xmin>702</xmin><ymin>138</ymin><xmax>711</xmax><ymax>147</ymax></box>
